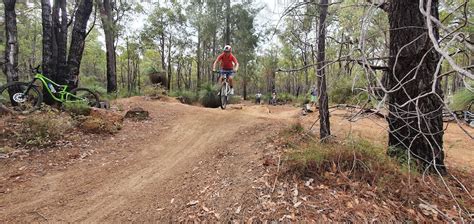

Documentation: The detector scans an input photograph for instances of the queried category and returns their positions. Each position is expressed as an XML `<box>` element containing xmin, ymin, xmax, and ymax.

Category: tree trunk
<box><xmin>317</xmin><ymin>0</ymin><xmax>331</xmax><ymax>140</ymax></box>
<box><xmin>386</xmin><ymin>0</ymin><xmax>445</xmax><ymax>173</ymax></box>
<box><xmin>225</xmin><ymin>0</ymin><xmax>230</xmax><ymax>44</ymax></box>
<box><xmin>40</xmin><ymin>0</ymin><xmax>54</xmax><ymax>77</ymax></box>
<box><xmin>98</xmin><ymin>0</ymin><xmax>117</xmax><ymax>93</ymax></box>
<box><xmin>67</xmin><ymin>0</ymin><xmax>93</xmax><ymax>88</ymax></box>
<box><xmin>52</xmin><ymin>0</ymin><xmax>68</xmax><ymax>82</ymax></box>
<box><xmin>196</xmin><ymin>21</ymin><xmax>202</xmax><ymax>90</ymax></box>
<box><xmin>3</xmin><ymin>0</ymin><xmax>19</xmax><ymax>82</ymax></box>
<box><xmin>30</xmin><ymin>23</ymin><xmax>38</xmax><ymax>79</ymax></box>
<box><xmin>167</xmin><ymin>35</ymin><xmax>172</xmax><ymax>90</ymax></box>
<box><xmin>177</xmin><ymin>59</ymin><xmax>182</xmax><ymax>90</ymax></box>
<box><xmin>160</xmin><ymin>29</ymin><xmax>166</xmax><ymax>71</ymax></box>
<box><xmin>243</xmin><ymin>65</ymin><xmax>247</xmax><ymax>100</ymax></box>
<box><xmin>126</xmin><ymin>39</ymin><xmax>131</xmax><ymax>93</ymax></box>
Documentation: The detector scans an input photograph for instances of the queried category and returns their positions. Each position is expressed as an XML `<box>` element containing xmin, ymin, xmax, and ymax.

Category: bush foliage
<box><xmin>450</xmin><ymin>89</ymin><xmax>474</xmax><ymax>111</ymax></box>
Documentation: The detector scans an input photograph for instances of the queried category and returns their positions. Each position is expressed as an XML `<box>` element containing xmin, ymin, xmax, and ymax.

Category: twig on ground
<box><xmin>271</xmin><ymin>155</ymin><xmax>281</xmax><ymax>193</ymax></box>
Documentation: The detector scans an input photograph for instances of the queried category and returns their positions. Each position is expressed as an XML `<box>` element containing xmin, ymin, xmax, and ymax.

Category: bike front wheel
<box><xmin>0</xmin><ymin>82</ymin><xmax>43</xmax><ymax>114</ymax></box>
<box><xmin>69</xmin><ymin>87</ymin><xmax>100</xmax><ymax>107</ymax></box>
<box><xmin>220</xmin><ymin>84</ymin><xmax>228</xmax><ymax>110</ymax></box>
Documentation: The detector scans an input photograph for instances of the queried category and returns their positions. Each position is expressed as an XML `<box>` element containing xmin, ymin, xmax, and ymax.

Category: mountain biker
<box><xmin>271</xmin><ymin>90</ymin><xmax>277</xmax><ymax>105</ymax></box>
<box><xmin>212</xmin><ymin>45</ymin><xmax>239</xmax><ymax>95</ymax></box>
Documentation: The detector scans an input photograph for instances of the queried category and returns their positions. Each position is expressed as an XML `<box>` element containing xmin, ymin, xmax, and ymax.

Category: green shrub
<box><xmin>79</xmin><ymin>75</ymin><xmax>107</xmax><ymax>96</ymax></box>
<box><xmin>450</xmin><ymin>89</ymin><xmax>474</xmax><ymax>111</ymax></box>
<box><xmin>228</xmin><ymin>95</ymin><xmax>242</xmax><ymax>104</ymax></box>
<box><xmin>171</xmin><ymin>90</ymin><xmax>198</xmax><ymax>105</ymax></box>
<box><xmin>199</xmin><ymin>84</ymin><xmax>220</xmax><ymax>108</ymax></box>
<box><xmin>278</xmin><ymin>92</ymin><xmax>296</xmax><ymax>103</ymax></box>
<box><xmin>329</xmin><ymin>80</ymin><xmax>355</xmax><ymax>104</ymax></box>
<box><xmin>143</xmin><ymin>84</ymin><xmax>167</xmax><ymax>98</ymax></box>
<box><xmin>63</xmin><ymin>102</ymin><xmax>92</xmax><ymax>116</ymax></box>
<box><xmin>288</xmin><ymin>138</ymin><xmax>400</xmax><ymax>185</ymax></box>
<box><xmin>297</xmin><ymin>95</ymin><xmax>310</xmax><ymax>106</ymax></box>
<box><xmin>18</xmin><ymin>111</ymin><xmax>74</xmax><ymax>147</ymax></box>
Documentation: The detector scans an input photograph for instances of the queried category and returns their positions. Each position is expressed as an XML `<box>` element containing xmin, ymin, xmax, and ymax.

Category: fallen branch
<box><xmin>271</xmin><ymin>155</ymin><xmax>281</xmax><ymax>193</ymax></box>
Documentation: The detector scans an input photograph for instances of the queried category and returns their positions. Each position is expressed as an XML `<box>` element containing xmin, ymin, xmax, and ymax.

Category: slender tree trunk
<box><xmin>225</xmin><ymin>0</ymin><xmax>230</xmax><ymax>44</ymax></box>
<box><xmin>98</xmin><ymin>0</ymin><xmax>117</xmax><ymax>93</ymax></box>
<box><xmin>160</xmin><ymin>29</ymin><xmax>166</xmax><ymax>71</ymax></box>
<box><xmin>177</xmin><ymin>59</ymin><xmax>181</xmax><ymax>90</ymax></box>
<box><xmin>451</xmin><ymin>75</ymin><xmax>457</xmax><ymax>93</ymax></box>
<box><xmin>386</xmin><ymin>0</ymin><xmax>445</xmax><ymax>173</ymax></box>
<box><xmin>167</xmin><ymin>35</ymin><xmax>172</xmax><ymax>90</ymax></box>
<box><xmin>317</xmin><ymin>0</ymin><xmax>331</xmax><ymax>140</ymax></box>
<box><xmin>302</xmin><ymin>50</ymin><xmax>308</xmax><ymax>91</ymax></box>
<box><xmin>30</xmin><ymin>23</ymin><xmax>38</xmax><ymax>78</ymax></box>
<box><xmin>67</xmin><ymin>0</ymin><xmax>93</xmax><ymax>88</ymax></box>
<box><xmin>443</xmin><ymin>76</ymin><xmax>448</xmax><ymax>100</ymax></box>
<box><xmin>137</xmin><ymin>56</ymin><xmax>141</xmax><ymax>94</ymax></box>
<box><xmin>242</xmin><ymin>64</ymin><xmax>247</xmax><ymax>100</ymax></box>
<box><xmin>188</xmin><ymin>64</ymin><xmax>193</xmax><ymax>90</ymax></box>
<box><xmin>126</xmin><ymin>39</ymin><xmax>131</xmax><ymax>93</ymax></box>
<box><xmin>120</xmin><ymin>59</ymin><xmax>125</xmax><ymax>88</ymax></box>
<box><xmin>196</xmin><ymin>15</ymin><xmax>202</xmax><ymax>90</ymax></box>
<box><xmin>3</xmin><ymin>0</ymin><xmax>18</xmax><ymax>82</ymax></box>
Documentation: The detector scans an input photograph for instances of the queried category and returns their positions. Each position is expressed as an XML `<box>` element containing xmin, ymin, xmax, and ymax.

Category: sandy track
<box><xmin>1</xmin><ymin>98</ymin><xmax>471</xmax><ymax>222</ymax></box>
<box><xmin>0</xmin><ymin>98</ymin><xmax>295</xmax><ymax>222</ymax></box>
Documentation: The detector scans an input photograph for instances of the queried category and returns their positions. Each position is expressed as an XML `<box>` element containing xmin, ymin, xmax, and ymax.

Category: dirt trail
<box><xmin>0</xmin><ymin>98</ymin><xmax>297</xmax><ymax>222</ymax></box>
<box><xmin>0</xmin><ymin>98</ymin><xmax>472</xmax><ymax>222</ymax></box>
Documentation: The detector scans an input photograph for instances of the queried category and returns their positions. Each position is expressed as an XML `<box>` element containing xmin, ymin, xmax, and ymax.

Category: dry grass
<box><xmin>279</xmin><ymin>131</ymin><xmax>474</xmax><ymax>222</ymax></box>
<box><xmin>2</xmin><ymin>110</ymin><xmax>75</xmax><ymax>148</ymax></box>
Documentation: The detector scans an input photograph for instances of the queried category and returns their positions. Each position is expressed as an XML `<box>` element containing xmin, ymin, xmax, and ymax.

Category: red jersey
<box><xmin>217</xmin><ymin>53</ymin><xmax>238</xmax><ymax>70</ymax></box>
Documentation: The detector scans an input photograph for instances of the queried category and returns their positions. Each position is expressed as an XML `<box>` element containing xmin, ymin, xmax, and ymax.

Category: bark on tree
<box><xmin>317</xmin><ymin>0</ymin><xmax>331</xmax><ymax>140</ymax></box>
<box><xmin>98</xmin><ymin>0</ymin><xmax>118</xmax><ymax>93</ymax></box>
<box><xmin>386</xmin><ymin>0</ymin><xmax>446</xmax><ymax>173</ymax></box>
<box><xmin>3</xmin><ymin>0</ymin><xmax>19</xmax><ymax>82</ymax></box>
<box><xmin>196</xmin><ymin>24</ymin><xmax>202</xmax><ymax>89</ymax></box>
<box><xmin>225</xmin><ymin>0</ymin><xmax>231</xmax><ymax>45</ymax></box>
<box><xmin>160</xmin><ymin>28</ymin><xmax>166</xmax><ymax>71</ymax></box>
<box><xmin>40</xmin><ymin>0</ymin><xmax>54</xmax><ymax>77</ymax></box>
<box><xmin>52</xmin><ymin>0</ymin><xmax>68</xmax><ymax>81</ymax></box>
<box><xmin>167</xmin><ymin>35</ymin><xmax>172</xmax><ymax>90</ymax></box>
<box><xmin>67</xmin><ymin>0</ymin><xmax>94</xmax><ymax>88</ymax></box>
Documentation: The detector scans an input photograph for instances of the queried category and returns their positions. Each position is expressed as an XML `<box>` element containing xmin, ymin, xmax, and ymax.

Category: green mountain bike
<box><xmin>0</xmin><ymin>65</ymin><xmax>99</xmax><ymax>114</ymax></box>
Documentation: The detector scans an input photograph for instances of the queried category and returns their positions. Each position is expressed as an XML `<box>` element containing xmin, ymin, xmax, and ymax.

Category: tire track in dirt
<box><xmin>0</xmin><ymin>98</ymin><xmax>294</xmax><ymax>222</ymax></box>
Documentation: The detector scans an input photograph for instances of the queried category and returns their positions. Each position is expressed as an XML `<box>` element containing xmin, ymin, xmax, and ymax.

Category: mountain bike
<box><xmin>0</xmin><ymin>65</ymin><xmax>99</xmax><ymax>114</ymax></box>
<box><xmin>214</xmin><ymin>70</ymin><xmax>235</xmax><ymax>110</ymax></box>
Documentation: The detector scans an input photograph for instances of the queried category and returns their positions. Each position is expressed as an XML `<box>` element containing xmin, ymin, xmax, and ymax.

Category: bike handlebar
<box><xmin>213</xmin><ymin>70</ymin><xmax>236</xmax><ymax>73</ymax></box>
<box><xmin>30</xmin><ymin>65</ymin><xmax>41</xmax><ymax>74</ymax></box>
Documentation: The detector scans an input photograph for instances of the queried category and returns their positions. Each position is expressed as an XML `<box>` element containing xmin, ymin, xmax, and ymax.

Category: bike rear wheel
<box><xmin>0</xmin><ymin>82</ymin><xmax>43</xmax><ymax>114</ymax></box>
<box><xmin>69</xmin><ymin>87</ymin><xmax>100</xmax><ymax>107</ymax></box>
<box><xmin>220</xmin><ymin>83</ymin><xmax>228</xmax><ymax>109</ymax></box>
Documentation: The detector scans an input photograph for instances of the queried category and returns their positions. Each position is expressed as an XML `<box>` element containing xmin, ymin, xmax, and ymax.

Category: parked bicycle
<box><xmin>214</xmin><ymin>70</ymin><xmax>235</xmax><ymax>110</ymax></box>
<box><xmin>442</xmin><ymin>101</ymin><xmax>474</xmax><ymax>127</ymax></box>
<box><xmin>0</xmin><ymin>65</ymin><xmax>99</xmax><ymax>114</ymax></box>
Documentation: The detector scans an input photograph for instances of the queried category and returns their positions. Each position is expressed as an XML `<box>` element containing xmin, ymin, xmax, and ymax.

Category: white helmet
<box><xmin>223</xmin><ymin>45</ymin><xmax>232</xmax><ymax>52</ymax></box>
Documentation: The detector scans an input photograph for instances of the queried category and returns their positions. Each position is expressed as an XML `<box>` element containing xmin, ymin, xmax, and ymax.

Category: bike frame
<box><xmin>218</xmin><ymin>70</ymin><xmax>234</xmax><ymax>93</ymax></box>
<box><xmin>24</xmin><ymin>73</ymin><xmax>85</xmax><ymax>104</ymax></box>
